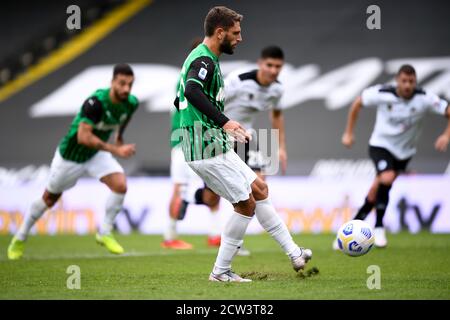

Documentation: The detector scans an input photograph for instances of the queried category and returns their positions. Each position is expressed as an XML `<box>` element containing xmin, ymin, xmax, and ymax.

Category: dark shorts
<box><xmin>233</xmin><ymin>141</ymin><xmax>265</xmax><ymax>172</ymax></box>
<box><xmin>369</xmin><ymin>146</ymin><xmax>411</xmax><ymax>175</ymax></box>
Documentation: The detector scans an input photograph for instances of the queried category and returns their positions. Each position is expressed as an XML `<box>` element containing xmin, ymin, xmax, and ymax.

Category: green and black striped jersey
<box><xmin>58</xmin><ymin>88</ymin><xmax>138</xmax><ymax>163</ymax></box>
<box><xmin>175</xmin><ymin>43</ymin><xmax>230</xmax><ymax>161</ymax></box>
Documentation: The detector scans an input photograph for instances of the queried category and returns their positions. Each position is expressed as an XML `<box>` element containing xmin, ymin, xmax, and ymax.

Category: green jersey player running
<box><xmin>173</xmin><ymin>6</ymin><xmax>312</xmax><ymax>282</ymax></box>
<box><xmin>7</xmin><ymin>64</ymin><xmax>138</xmax><ymax>260</ymax></box>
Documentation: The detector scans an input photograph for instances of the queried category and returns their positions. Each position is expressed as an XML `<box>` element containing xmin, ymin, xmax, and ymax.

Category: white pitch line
<box><xmin>0</xmin><ymin>248</ymin><xmax>281</xmax><ymax>262</ymax></box>
<box><xmin>0</xmin><ymin>250</ymin><xmax>208</xmax><ymax>262</ymax></box>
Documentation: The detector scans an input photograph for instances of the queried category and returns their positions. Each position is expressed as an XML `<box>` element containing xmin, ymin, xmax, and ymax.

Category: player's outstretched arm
<box><xmin>271</xmin><ymin>109</ymin><xmax>287</xmax><ymax>174</ymax></box>
<box><xmin>434</xmin><ymin>104</ymin><xmax>450</xmax><ymax>152</ymax></box>
<box><xmin>342</xmin><ymin>96</ymin><xmax>363</xmax><ymax>148</ymax></box>
<box><xmin>77</xmin><ymin>122</ymin><xmax>136</xmax><ymax>158</ymax></box>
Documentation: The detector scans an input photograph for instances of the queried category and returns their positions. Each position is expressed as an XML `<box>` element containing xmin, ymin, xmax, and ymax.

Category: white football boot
<box><xmin>209</xmin><ymin>270</ymin><xmax>252</xmax><ymax>282</ymax></box>
<box><xmin>291</xmin><ymin>247</ymin><xmax>313</xmax><ymax>272</ymax></box>
<box><xmin>374</xmin><ymin>227</ymin><xmax>387</xmax><ymax>248</ymax></box>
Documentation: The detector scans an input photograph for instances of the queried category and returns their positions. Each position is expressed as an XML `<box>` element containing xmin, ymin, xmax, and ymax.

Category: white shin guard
<box><xmin>16</xmin><ymin>198</ymin><xmax>48</xmax><ymax>241</ymax></box>
<box><xmin>213</xmin><ymin>212</ymin><xmax>252</xmax><ymax>274</ymax></box>
<box><xmin>255</xmin><ymin>198</ymin><xmax>300</xmax><ymax>258</ymax></box>
<box><xmin>101</xmin><ymin>192</ymin><xmax>125</xmax><ymax>235</ymax></box>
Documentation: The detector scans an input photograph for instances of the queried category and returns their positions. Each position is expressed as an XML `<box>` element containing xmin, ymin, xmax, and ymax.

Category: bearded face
<box><xmin>218</xmin><ymin>21</ymin><xmax>242</xmax><ymax>55</ymax></box>
<box><xmin>219</xmin><ymin>34</ymin><xmax>235</xmax><ymax>54</ymax></box>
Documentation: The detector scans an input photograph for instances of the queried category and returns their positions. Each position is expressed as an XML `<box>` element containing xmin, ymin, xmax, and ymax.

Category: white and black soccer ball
<box><xmin>336</xmin><ymin>220</ymin><xmax>374</xmax><ymax>257</ymax></box>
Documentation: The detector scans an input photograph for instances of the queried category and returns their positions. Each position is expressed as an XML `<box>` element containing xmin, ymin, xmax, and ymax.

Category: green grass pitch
<box><xmin>0</xmin><ymin>232</ymin><xmax>449</xmax><ymax>299</ymax></box>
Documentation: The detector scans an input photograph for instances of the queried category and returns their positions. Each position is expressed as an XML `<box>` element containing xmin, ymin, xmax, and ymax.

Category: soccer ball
<box><xmin>336</xmin><ymin>220</ymin><xmax>374</xmax><ymax>257</ymax></box>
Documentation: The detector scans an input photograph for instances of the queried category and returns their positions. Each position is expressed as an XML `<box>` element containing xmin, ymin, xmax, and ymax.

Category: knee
<box><xmin>379</xmin><ymin>171</ymin><xmax>396</xmax><ymax>186</ymax></box>
<box><xmin>114</xmin><ymin>182</ymin><xmax>127</xmax><ymax>194</ymax></box>
<box><xmin>111</xmin><ymin>176</ymin><xmax>128</xmax><ymax>194</ymax></box>
<box><xmin>236</xmin><ymin>197</ymin><xmax>256</xmax><ymax>216</ymax></box>
<box><xmin>111</xmin><ymin>179</ymin><xmax>127</xmax><ymax>194</ymax></box>
<box><xmin>253</xmin><ymin>180</ymin><xmax>269</xmax><ymax>201</ymax></box>
<box><xmin>43</xmin><ymin>191</ymin><xmax>61</xmax><ymax>207</ymax></box>
<box><xmin>102</xmin><ymin>173</ymin><xmax>127</xmax><ymax>194</ymax></box>
<box><xmin>203</xmin><ymin>188</ymin><xmax>220</xmax><ymax>207</ymax></box>
<box><xmin>245</xmin><ymin>198</ymin><xmax>256</xmax><ymax>215</ymax></box>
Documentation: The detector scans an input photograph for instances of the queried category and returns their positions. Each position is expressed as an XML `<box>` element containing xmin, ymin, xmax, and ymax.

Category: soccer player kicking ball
<box><xmin>220</xmin><ymin>45</ymin><xmax>287</xmax><ymax>256</ymax></box>
<box><xmin>335</xmin><ymin>64</ymin><xmax>450</xmax><ymax>249</ymax></box>
<box><xmin>7</xmin><ymin>64</ymin><xmax>139</xmax><ymax>260</ymax></box>
<box><xmin>174</xmin><ymin>6</ymin><xmax>312</xmax><ymax>282</ymax></box>
<box><xmin>168</xmin><ymin>105</ymin><xmax>250</xmax><ymax>255</ymax></box>
<box><xmin>163</xmin><ymin>39</ymin><xmax>223</xmax><ymax>250</ymax></box>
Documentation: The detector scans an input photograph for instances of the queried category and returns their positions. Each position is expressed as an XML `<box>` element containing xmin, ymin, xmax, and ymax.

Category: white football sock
<box><xmin>255</xmin><ymin>198</ymin><xmax>301</xmax><ymax>259</ymax></box>
<box><xmin>16</xmin><ymin>198</ymin><xmax>48</xmax><ymax>241</ymax></box>
<box><xmin>213</xmin><ymin>212</ymin><xmax>252</xmax><ymax>274</ymax></box>
<box><xmin>164</xmin><ymin>217</ymin><xmax>178</xmax><ymax>241</ymax></box>
<box><xmin>208</xmin><ymin>208</ymin><xmax>221</xmax><ymax>237</ymax></box>
<box><xmin>100</xmin><ymin>192</ymin><xmax>125</xmax><ymax>235</ymax></box>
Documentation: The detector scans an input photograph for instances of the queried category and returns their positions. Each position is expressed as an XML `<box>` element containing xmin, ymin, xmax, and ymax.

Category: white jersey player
<box><xmin>337</xmin><ymin>64</ymin><xmax>450</xmax><ymax>248</ymax></box>
<box><xmin>224</xmin><ymin>45</ymin><xmax>287</xmax><ymax>176</ymax></box>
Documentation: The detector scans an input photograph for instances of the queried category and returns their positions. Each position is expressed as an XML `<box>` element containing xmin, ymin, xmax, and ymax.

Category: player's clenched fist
<box><xmin>113</xmin><ymin>144</ymin><xmax>136</xmax><ymax>158</ymax></box>
<box><xmin>341</xmin><ymin>132</ymin><xmax>354</xmax><ymax>148</ymax></box>
<box><xmin>223</xmin><ymin>120</ymin><xmax>251</xmax><ymax>143</ymax></box>
<box><xmin>434</xmin><ymin>134</ymin><xmax>449</xmax><ymax>152</ymax></box>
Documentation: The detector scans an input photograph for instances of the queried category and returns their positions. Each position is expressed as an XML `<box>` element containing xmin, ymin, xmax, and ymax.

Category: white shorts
<box><xmin>187</xmin><ymin>150</ymin><xmax>257</xmax><ymax>204</ymax></box>
<box><xmin>170</xmin><ymin>144</ymin><xmax>197</xmax><ymax>184</ymax></box>
<box><xmin>46</xmin><ymin>148</ymin><xmax>124</xmax><ymax>194</ymax></box>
